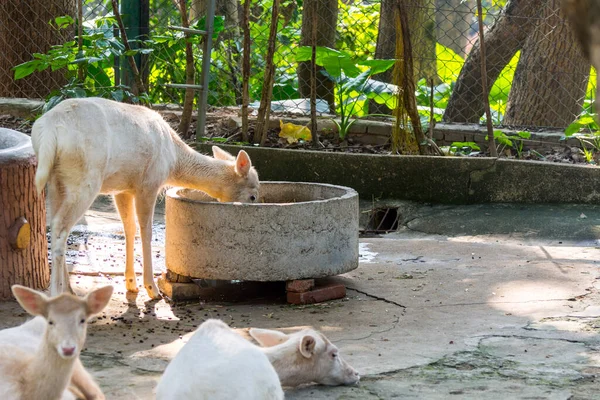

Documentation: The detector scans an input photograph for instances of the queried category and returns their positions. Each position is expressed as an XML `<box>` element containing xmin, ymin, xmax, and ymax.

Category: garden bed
<box><xmin>0</xmin><ymin>100</ymin><xmax>593</xmax><ymax>165</ymax></box>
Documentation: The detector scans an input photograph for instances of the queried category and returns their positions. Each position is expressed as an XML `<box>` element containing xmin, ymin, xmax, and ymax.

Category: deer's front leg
<box><xmin>114</xmin><ymin>193</ymin><xmax>138</xmax><ymax>293</ymax></box>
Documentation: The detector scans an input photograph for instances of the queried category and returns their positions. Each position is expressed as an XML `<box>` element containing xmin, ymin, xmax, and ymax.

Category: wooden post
<box><xmin>0</xmin><ymin>129</ymin><xmax>49</xmax><ymax>300</ymax></box>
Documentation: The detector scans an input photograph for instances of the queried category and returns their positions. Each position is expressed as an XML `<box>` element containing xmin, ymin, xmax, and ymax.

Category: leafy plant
<box><xmin>296</xmin><ymin>46</ymin><xmax>396</xmax><ymax>140</ymax></box>
<box><xmin>485</xmin><ymin>130</ymin><xmax>532</xmax><ymax>158</ymax></box>
<box><xmin>13</xmin><ymin>15</ymin><xmax>152</xmax><ymax>110</ymax></box>
<box><xmin>443</xmin><ymin>141</ymin><xmax>481</xmax><ymax>156</ymax></box>
<box><xmin>564</xmin><ymin>113</ymin><xmax>600</xmax><ymax>163</ymax></box>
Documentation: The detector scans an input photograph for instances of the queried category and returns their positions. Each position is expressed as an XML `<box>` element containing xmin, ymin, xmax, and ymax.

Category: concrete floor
<box><xmin>1</xmin><ymin>198</ymin><xmax>599</xmax><ymax>399</ymax></box>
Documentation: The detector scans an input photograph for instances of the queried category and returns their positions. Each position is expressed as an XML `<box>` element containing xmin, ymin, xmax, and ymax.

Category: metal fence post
<box><xmin>196</xmin><ymin>0</ymin><xmax>216</xmax><ymax>139</ymax></box>
<box><xmin>119</xmin><ymin>0</ymin><xmax>149</xmax><ymax>92</ymax></box>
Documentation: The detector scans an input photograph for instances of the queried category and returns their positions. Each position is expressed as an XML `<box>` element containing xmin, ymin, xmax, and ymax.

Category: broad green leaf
<box><xmin>358</xmin><ymin>59</ymin><xmax>396</xmax><ymax>76</ymax></box>
<box><xmin>436</xmin><ymin>43</ymin><xmax>464</xmax><ymax>84</ymax></box>
<box><xmin>43</xmin><ymin>95</ymin><xmax>64</xmax><ymax>114</ymax></box>
<box><xmin>451</xmin><ymin>141</ymin><xmax>481</xmax><ymax>151</ymax></box>
<box><xmin>517</xmin><ymin>131</ymin><xmax>531</xmax><ymax>139</ymax></box>
<box><xmin>13</xmin><ymin>60</ymin><xmax>41</xmax><ymax>80</ymax></box>
<box><xmin>88</xmin><ymin>64</ymin><xmax>112</xmax><ymax>88</ymax></box>
<box><xmin>72</xmin><ymin>56</ymin><xmax>103</xmax><ymax>64</ymax></box>
<box><xmin>54</xmin><ymin>15</ymin><xmax>74</xmax><ymax>29</ymax></box>
<box><xmin>65</xmin><ymin>87</ymin><xmax>87</xmax><ymax>98</ymax></box>
<box><xmin>565</xmin><ymin>122</ymin><xmax>582</xmax><ymax>136</ymax></box>
<box><xmin>490</xmin><ymin>51</ymin><xmax>519</xmax><ymax>103</ymax></box>
<box><xmin>577</xmin><ymin>115</ymin><xmax>596</xmax><ymax>125</ymax></box>
<box><xmin>110</xmin><ymin>89</ymin><xmax>125</xmax><ymax>102</ymax></box>
<box><xmin>587</xmin><ymin>66</ymin><xmax>596</xmax><ymax>101</ymax></box>
<box><xmin>296</xmin><ymin>46</ymin><xmax>343</xmax><ymax>63</ymax></box>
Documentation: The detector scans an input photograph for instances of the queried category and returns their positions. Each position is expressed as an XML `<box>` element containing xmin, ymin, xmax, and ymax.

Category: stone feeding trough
<box><xmin>158</xmin><ymin>182</ymin><xmax>359</xmax><ymax>303</ymax></box>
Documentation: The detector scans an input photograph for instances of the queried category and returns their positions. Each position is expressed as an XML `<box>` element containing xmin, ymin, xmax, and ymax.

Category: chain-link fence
<box><xmin>0</xmin><ymin>0</ymin><xmax>595</xmax><ymax>132</ymax></box>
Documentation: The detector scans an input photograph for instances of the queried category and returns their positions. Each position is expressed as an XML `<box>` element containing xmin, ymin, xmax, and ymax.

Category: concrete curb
<box><xmin>196</xmin><ymin>143</ymin><xmax>600</xmax><ymax>204</ymax></box>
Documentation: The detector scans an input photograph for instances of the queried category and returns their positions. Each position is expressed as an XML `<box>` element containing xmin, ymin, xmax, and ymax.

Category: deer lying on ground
<box><xmin>0</xmin><ymin>285</ymin><xmax>113</xmax><ymax>400</ymax></box>
<box><xmin>155</xmin><ymin>319</ymin><xmax>360</xmax><ymax>400</ymax></box>
<box><xmin>32</xmin><ymin>97</ymin><xmax>260</xmax><ymax>299</ymax></box>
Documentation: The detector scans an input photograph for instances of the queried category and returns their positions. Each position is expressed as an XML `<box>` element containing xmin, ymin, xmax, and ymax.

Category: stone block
<box><xmin>158</xmin><ymin>273</ymin><xmax>201</xmax><ymax>301</ymax></box>
<box><xmin>444</xmin><ymin>131</ymin><xmax>466</xmax><ymax>143</ymax></box>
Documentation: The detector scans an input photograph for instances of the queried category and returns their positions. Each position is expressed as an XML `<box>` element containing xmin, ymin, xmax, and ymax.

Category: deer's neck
<box><xmin>168</xmin><ymin>142</ymin><xmax>230</xmax><ymax>200</ymax></box>
<box><xmin>22</xmin><ymin>340</ymin><xmax>76</xmax><ymax>400</ymax></box>
<box><xmin>261</xmin><ymin>343</ymin><xmax>305</xmax><ymax>387</ymax></box>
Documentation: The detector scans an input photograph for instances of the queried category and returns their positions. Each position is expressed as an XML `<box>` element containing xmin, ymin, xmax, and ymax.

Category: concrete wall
<box><xmin>197</xmin><ymin>144</ymin><xmax>600</xmax><ymax>204</ymax></box>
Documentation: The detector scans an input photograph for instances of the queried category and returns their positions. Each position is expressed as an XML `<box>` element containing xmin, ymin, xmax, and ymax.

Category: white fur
<box><xmin>0</xmin><ymin>285</ymin><xmax>113</xmax><ymax>400</ymax></box>
<box><xmin>249</xmin><ymin>326</ymin><xmax>360</xmax><ymax>387</ymax></box>
<box><xmin>31</xmin><ymin>97</ymin><xmax>259</xmax><ymax>298</ymax></box>
<box><xmin>156</xmin><ymin>319</ymin><xmax>284</xmax><ymax>400</ymax></box>
<box><xmin>156</xmin><ymin>320</ymin><xmax>360</xmax><ymax>399</ymax></box>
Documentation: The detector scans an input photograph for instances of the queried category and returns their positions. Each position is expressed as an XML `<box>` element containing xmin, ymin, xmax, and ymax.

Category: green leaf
<box><xmin>65</xmin><ymin>87</ymin><xmax>87</xmax><ymax>98</ymax></box>
<box><xmin>577</xmin><ymin>115</ymin><xmax>596</xmax><ymax>125</ymax></box>
<box><xmin>565</xmin><ymin>122</ymin><xmax>582</xmax><ymax>136</ymax></box>
<box><xmin>296</xmin><ymin>47</ymin><xmax>361</xmax><ymax>77</ymax></box>
<box><xmin>43</xmin><ymin>95</ymin><xmax>64</xmax><ymax>114</ymax></box>
<box><xmin>451</xmin><ymin>141</ymin><xmax>481</xmax><ymax>151</ymax></box>
<box><xmin>436</xmin><ymin>43</ymin><xmax>464</xmax><ymax>84</ymax></box>
<box><xmin>296</xmin><ymin>46</ymin><xmax>343</xmax><ymax>62</ymax></box>
<box><xmin>54</xmin><ymin>15</ymin><xmax>74</xmax><ymax>29</ymax></box>
<box><xmin>192</xmin><ymin>15</ymin><xmax>225</xmax><ymax>39</ymax></box>
<box><xmin>490</xmin><ymin>51</ymin><xmax>519</xmax><ymax>103</ymax></box>
<box><xmin>13</xmin><ymin>60</ymin><xmax>42</xmax><ymax>80</ymax></box>
<box><xmin>87</xmin><ymin>64</ymin><xmax>112</xmax><ymax>88</ymax></box>
<box><xmin>494</xmin><ymin>130</ymin><xmax>513</xmax><ymax>146</ymax></box>
<box><xmin>517</xmin><ymin>131</ymin><xmax>531</xmax><ymax>139</ymax></box>
<box><xmin>72</xmin><ymin>56</ymin><xmax>104</xmax><ymax>64</ymax></box>
<box><xmin>110</xmin><ymin>89</ymin><xmax>125</xmax><ymax>102</ymax></box>
<box><xmin>358</xmin><ymin>59</ymin><xmax>396</xmax><ymax>76</ymax></box>
<box><xmin>123</xmin><ymin>49</ymin><xmax>138</xmax><ymax>57</ymax></box>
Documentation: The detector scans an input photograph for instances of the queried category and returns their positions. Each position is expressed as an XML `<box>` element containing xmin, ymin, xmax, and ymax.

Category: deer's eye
<box><xmin>250</xmin><ymin>195</ymin><xmax>257</xmax><ymax>202</ymax></box>
<box><xmin>80</xmin><ymin>319</ymin><xmax>86</xmax><ymax>324</ymax></box>
<box><xmin>48</xmin><ymin>320</ymin><xmax>54</xmax><ymax>325</ymax></box>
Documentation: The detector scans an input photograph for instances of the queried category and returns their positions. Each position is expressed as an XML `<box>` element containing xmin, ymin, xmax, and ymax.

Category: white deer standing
<box><xmin>32</xmin><ymin>97</ymin><xmax>260</xmax><ymax>299</ymax></box>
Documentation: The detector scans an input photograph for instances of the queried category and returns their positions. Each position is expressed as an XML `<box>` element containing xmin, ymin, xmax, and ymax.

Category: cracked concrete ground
<box><xmin>1</xmin><ymin>198</ymin><xmax>600</xmax><ymax>399</ymax></box>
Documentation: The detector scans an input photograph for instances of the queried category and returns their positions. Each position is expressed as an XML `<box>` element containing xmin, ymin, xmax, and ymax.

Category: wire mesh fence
<box><xmin>0</xmin><ymin>0</ymin><xmax>596</xmax><ymax>134</ymax></box>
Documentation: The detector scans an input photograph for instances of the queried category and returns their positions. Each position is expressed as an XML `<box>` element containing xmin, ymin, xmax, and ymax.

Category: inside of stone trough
<box><xmin>1</xmin><ymin>191</ymin><xmax>599</xmax><ymax>399</ymax></box>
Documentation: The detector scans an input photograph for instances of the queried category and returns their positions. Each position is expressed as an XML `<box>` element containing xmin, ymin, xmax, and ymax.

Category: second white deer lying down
<box><xmin>155</xmin><ymin>319</ymin><xmax>359</xmax><ymax>400</ymax></box>
<box><xmin>31</xmin><ymin>97</ymin><xmax>260</xmax><ymax>299</ymax></box>
<box><xmin>0</xmin><ymin>284</ymin><xmax>113</xmax><ymax>400</ymax></box>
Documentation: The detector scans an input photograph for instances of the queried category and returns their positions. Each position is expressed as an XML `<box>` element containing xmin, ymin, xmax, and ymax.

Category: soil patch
<box><xmin>0</xmin><ymin>109</ymin><xmax>593</xmax><ymax>164</ymax></box>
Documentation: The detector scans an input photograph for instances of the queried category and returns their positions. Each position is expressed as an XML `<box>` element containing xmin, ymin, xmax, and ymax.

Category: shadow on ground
<box><xmin>0</xmin><ymin>198</ymin><xmax>598</xmax><ymax>399</ymax></box>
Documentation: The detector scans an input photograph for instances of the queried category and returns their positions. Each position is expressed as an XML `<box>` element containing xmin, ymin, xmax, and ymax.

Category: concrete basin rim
<box><xmin>165</xmin><ymin>181</ymin><xmax>359</xmax><ymax>207</ymax></box>
<box><xmin>0</xmin><ymin>128</ymin><xmax>31</xmax><ymax>154</ymax></box>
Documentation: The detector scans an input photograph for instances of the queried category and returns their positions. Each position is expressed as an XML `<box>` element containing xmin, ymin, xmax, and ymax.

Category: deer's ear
<box><xmin>249</xmin><ymin>328</ymin><xmax>289</xmax><ymax>347</ymax></box>
<box><xmin>85</xmin><ymin>286</ymin><xmax>113</xmax><ymax>316</ymax></box>
<box><xmin>12</xmin><ymin>285</ymin><xmax>49</xmax><ymax>317</ymax></box>
<box><xmin>235</xmin><ymin>150</ymin><xmax>252</xmax><ymax>176</ymax></box>
<box><xmin>299</xmin><ymin>335</ymin><xmax>317</xmax><ymax>358</ymax></box>
<box><xmin>212</xmin><ymin>146</ymin><xmax>235</xmax><ymax>161</ymax></box>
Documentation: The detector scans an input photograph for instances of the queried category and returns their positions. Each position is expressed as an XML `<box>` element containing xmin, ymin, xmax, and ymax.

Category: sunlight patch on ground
<box><xmin>359</xmin><ymin>242</ymin><xmax>377</xmax><ymax>264</ymax></box>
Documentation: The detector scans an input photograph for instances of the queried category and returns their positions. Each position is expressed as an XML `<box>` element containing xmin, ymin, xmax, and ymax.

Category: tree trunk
<box><xmin>298</xmin><ymin>0</ymin><xmax>338</xmax><ymax>114</ymax></box>
<box><xmin>503</xmin><ymin>0</ymin><xmax>589</xmax><ymax>128</ymax></box>
<box><xmin>0</xmin><ymin>129</ymin><xmax>49</xmax><ymax>300</ymax></box>
<box><xmin>436</xmin><ymin>0</ymin><xmax>474</xmax><ymax>58</ymax></box>
<box><xmin>190</xmin><ymin>0</ymin><xmax>237</xmax><ymax>23</ymax></box>
<box><xmin>0</xmin><ymin>0</ymin><xmax>75</xmax><ymax>99</ymax></box>
<box><xmin>370</xmin><ymin>0</ymin><xmax>396</xmax><ymax>115</ymax></box>
<box><xmin>408</xmin><ymin>0</ymin><xmax>438</xmax><ymax>82</ymax></box>
<box><xmin>443</xmin><ymin>0</ymin><xmax>544</xmax><ymax>123</ymax></box>
<box><xmin>370</xmin><ymin>0</ymin><xmax>437</xmax><ymax>115</ymax></box>
<box><xmin>174</xmin><ymin>0</ymin><xmax>195</xmax><ymax>138</ymax></box>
